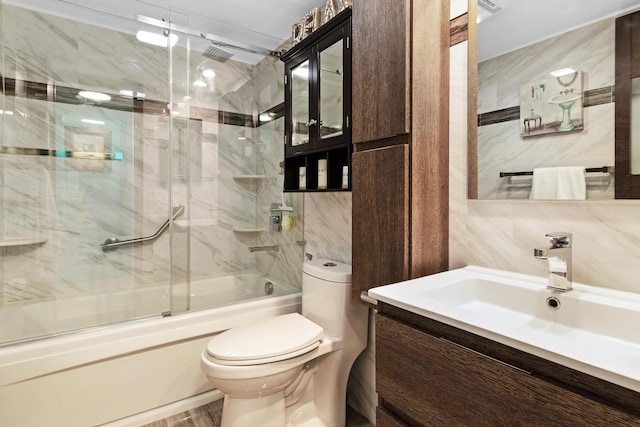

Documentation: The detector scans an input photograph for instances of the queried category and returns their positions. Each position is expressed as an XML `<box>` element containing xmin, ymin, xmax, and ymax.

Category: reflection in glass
<box><xmin>319</xmin><ymin>40</ymin><xmax>343</xmax><ymax>139</ymax></box>
<box><xmin>631</xmin><ymin>77</ymin><xmax>640</xmax><ymax>174</ymax></box>
<box><xmin>292</xmin><ymin>60</ymin><xmax>310</xmax><ymax>146</ymax></box>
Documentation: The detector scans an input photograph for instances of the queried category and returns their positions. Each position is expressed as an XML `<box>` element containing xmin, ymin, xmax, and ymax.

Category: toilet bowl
<box><xmin>200</xmin><ymin>259</ymin><xmax>368</xmax><ymax>427</ymax></box>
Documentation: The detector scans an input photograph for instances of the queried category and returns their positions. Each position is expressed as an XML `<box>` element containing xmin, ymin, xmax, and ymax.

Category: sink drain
<box><xmin>546</xmin><ymin>296</ymin><xmax>561</xmax><ymax>310</ymax></box>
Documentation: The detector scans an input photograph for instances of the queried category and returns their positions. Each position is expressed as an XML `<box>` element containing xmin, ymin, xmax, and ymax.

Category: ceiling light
<box><xmin>79</xmin><ymin>91</ymin><xmax>111</xmax><ymax>102</ymax></box>
<box><xmin>293</xmin><ymin>67</ymin><xmax>309</xmax><ymax>79</ymax></box>
<box><xmin>81</xmin><ymin>119</ymin><xmax>105</xmax><ymax>125</ymax></box>
<box><xmin>193</xmin><ymin>79</ymin><xmax>207</xmax><ymax>88</ymax></box>
<box><xmin>136</xmin><ymin>30</ymin><xmax>178</xmax><ymax>48</ymax></box>
<box><xmin>202</xmin><ymin>68</ymin><xmax>216</xmax><ymax>78</ymax></box>
<box><xmin>259</xmin><ymin>113</ymin><xmax>273</xmax><ymax>122</ymax></box>
<box><xmin>550</xmin><ymin>68</ymin><xmax>576</xmax><ymax>77</ymax></box>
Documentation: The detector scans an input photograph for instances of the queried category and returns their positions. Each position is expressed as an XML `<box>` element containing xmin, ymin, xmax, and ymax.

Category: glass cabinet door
<box><xmin>319</xmin><ymin>39</ymin><xmax>344</xmax><ymax>140</ymax></box>
<box><xmin>284</xmin><ymin>18</ymin><xmax>350</xmax><ymax>155</ymax></box>
<box><xmin>291</xmin><ymin>59</ymin><xmax>311</xmax><ymax>148</ymax></box>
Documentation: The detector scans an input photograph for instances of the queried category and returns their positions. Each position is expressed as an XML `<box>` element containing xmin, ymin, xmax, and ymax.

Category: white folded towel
<box><xmin>530</xmin><ymin>166</ymin><xmax>586</xmax><ymax>200</ymax></box>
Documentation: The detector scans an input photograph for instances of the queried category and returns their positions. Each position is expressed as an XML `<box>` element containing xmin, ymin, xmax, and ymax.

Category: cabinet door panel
<box><xmin>352</xmin><ymin>0</ymin><xmax>410</xmax><ymax>144</ymax></box>
<box><xmin>377</xmin><ymin>314</ymin><xmax>640</xmax><ymax>426</ymax></box>
<box><xmin>352</xmin><ymin>145</ymin><xmax>409</xmax><ymax>301</ymax></box>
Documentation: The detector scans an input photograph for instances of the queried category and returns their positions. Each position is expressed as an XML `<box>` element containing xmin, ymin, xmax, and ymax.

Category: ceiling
<box><xmin>478</xmin><ymin>0</ymin><xmax>640</xmax><ymax>61</ymax></box>
<box><xmin>5</xmin><ymin>0</ymin><xmax>328</xmax><ymax>63</ymax></box>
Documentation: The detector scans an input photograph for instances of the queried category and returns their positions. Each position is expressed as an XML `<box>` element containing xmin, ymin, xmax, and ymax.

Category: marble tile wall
<box><xmin>450</xmin><ymin>8</ymin><xmax>640</xmax><ymax>294</ymax></box>
<box><xmin>0</xmin><ymin>3</ymin><xmax>302</xmax><ymax>313</ymax></box>
<box><xmin>478</xmin><ymin>19</ymin><xmax>615</xmax><ymax>200</ymax></box>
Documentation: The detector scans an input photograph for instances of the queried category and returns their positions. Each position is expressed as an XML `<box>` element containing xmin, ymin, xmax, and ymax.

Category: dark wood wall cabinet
<box><xmin>281</xmin><ymin>8</ymin><xmax>352</xmax><ymax>192</ymax></box>
<box><xmin>351</xmin><ymin>0</ymin><xmax>450</xmax><ymax>301</ymax></box>
<box><xmin>376</xmin><ymin>304</ymin><xmax>640</xmax><ymax>426</ymax></box>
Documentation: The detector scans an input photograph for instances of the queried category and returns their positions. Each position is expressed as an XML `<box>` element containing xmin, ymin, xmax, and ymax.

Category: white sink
<box><xmin>369</xmin><ymin>266</ymin><xmax>640</xmax><ymax>393</ymax></box>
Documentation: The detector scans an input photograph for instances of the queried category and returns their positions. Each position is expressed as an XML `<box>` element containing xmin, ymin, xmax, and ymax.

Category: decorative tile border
<box><xmin>478</xmin><ymin>85</ymin><xmax>614</xmax><ymax>127</ymax></box>
<box><xmin>1</xmin><ymin>75</ymin><xmax>276</xmax><ymax>129</ymax></box>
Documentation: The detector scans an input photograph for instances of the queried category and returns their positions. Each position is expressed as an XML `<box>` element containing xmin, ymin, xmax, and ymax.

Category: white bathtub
<box><xmin>0</xmin><ymin>275</ymin><xmax>301</xmax><ymax>427</ymax></box>
<box><xmin>0</xmin><ymin>272</ymin><xmax>295</xmax><ymax>344</ymax></box>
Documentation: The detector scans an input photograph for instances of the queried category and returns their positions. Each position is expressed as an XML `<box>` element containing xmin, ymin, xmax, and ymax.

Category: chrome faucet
<box><xmin>270</xmin><ymin>203</ymin><xmax>282</xmax><ymax>233</ymax></box>
<box><xmin>534</xmin><ymin>232</ymin><xmax>572</xmax><ymax>292</ymax></box>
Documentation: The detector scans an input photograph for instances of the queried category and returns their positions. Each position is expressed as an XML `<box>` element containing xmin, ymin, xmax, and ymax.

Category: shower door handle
<box><xmin>100</xmin><ymin>205</ymin><xmax>185</xmax><ymax>252</ymax></box>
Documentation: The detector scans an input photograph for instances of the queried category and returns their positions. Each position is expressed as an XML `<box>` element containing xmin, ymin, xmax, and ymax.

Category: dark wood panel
<box><xmin>381</xmin><ymin>304</ymin><xmax>640</xmax><ymax>418</ymax></box>
<box><xmin>467</xmin><ymin>0</ymin><xmax>478</xmax><ymax>199</ymax></box>
<box><xmin>615</xmin><ymin>10</ymin><xmax>640</xmax><ymax>198</ymax></box>
<box><xmin>376</xmin><ymin>405</ymin><xmax>409</xmax><ymax>427</ymax></box>
<box><xmin>352</xmin><ymin>145</ymin><xmax>409</xmax><ymax>301</ymax></box>
<box><xmin>352</xmin><ymin>0</ymin><xmax>410</xmax><ymax>144</ymax></box>
<box><xmin>410</xmin><ymin>0</ymin><xmax>450</xmax><ymax>279</ymax></box>
<box><xmin>450</xmin><ymin>13</ymin><xmax>468</xmax><ymax>46</ymax></box>
<box><xmin>377</xmin><ymin>314</ymin><xmax>640</xmax><ymax>426</ymax></box>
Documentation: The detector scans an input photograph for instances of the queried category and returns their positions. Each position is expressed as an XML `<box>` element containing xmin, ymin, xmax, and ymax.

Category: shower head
<box><xmin>203</xmin><ymin>44</ymin><xmax>234</xmax><ymax>63</ymax></box>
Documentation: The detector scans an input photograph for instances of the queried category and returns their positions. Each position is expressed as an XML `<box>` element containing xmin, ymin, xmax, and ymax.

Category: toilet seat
<box><xmin>206</xmin><ymin>313</ymin><xmax>324</xmax><ymax>366</ymax></box>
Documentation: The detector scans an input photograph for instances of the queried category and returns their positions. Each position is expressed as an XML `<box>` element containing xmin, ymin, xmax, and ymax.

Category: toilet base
<box><xmin>221</xmin><ymin>393</ymin><xmax>285</xmax><ymax>427</ymax></box>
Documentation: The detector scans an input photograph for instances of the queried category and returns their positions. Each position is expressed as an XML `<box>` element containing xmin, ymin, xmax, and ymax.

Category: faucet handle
<box><xmin>546</xmin><ymin>232</ymin><xmax>572</xmax><ymax>247</ymax></box>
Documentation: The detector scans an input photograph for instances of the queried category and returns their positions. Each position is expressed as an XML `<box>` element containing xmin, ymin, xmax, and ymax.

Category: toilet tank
<box><xmin>302</xmin><ymin>258</ymin><xmax>360</xmax><ymax>339</ymax></box>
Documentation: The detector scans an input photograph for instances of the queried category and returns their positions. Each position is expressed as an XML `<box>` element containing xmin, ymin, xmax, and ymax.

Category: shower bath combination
<box><xmin>0</xmin><ymin>1</ymin><xmax>305</xmax><ymax>424</ymax></box>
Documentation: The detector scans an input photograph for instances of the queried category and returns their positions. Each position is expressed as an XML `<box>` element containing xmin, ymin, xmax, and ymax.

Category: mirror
<box><xmin>291</xmin><ymin>59</ymin><xmax>310</xmax><ymax>147</ymax></box>
<box><xmin>319</xmin><ymin>39</ymin><xmax>344</xmax><ymax>139</ymax></box>
<box><xmin>471</xmin><ymin>0</ymin><xmax>640</xmax><ymax>200</ymax></box>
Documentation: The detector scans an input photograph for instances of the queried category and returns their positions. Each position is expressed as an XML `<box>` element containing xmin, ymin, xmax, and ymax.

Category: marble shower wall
<box><xmin>478</xmin><ymin>19</ymin><xmax>615</xmax><ymax>199</ymax></box>
<box><xmin>450</xmin><ymin>3</ymin><xmax>640</xmax><ymax>294</ymax></box>
<box><xmin>0</xmin><ymin>3</ymin><xmax>298</xmax><ymax>307</ymax></box>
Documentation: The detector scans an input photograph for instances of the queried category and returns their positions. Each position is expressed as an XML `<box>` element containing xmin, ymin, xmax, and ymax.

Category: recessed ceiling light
<box><xmin>81</xmin><ymin>119</ymin><xmax>105</xmax><ymax>125</ymax></box>
<box><xmin>550</xmin><ymin>68</ymin><xmax>576</xmax><ymax>77</ymax></box>
<box><xmin>293</xmin><ymin>67</ymin><xmax>309</xmax><ymax>79</ymax></box>
<box><xmin>79</xmin><ymin>91</ymin><xmax>111</xmax><ymax>102</ymax></box>
<box><xmin>136</xmin><ymin>30</ymin><xmax>178</xmax><ymax>48</ymax></box>
<box><xmin>193</xmin><ymin>79</ymin><xmax>207</xmax><ymax>88</ymax></box>
<box><xmin>259</xmin><ymin>113</ymin><xmax>273</xmax><ymax>122</ymax></box>
<box><xmin>202</xmin><ymin>68</ymin><xmax>216</xmax><ymax>78</ymax></box>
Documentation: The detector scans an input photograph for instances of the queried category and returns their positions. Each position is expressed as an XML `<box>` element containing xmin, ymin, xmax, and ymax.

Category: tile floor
<box><xmin>141</xmin><ymin>400</ymin><xmax>374</xmax><ymax>427</ymax></box>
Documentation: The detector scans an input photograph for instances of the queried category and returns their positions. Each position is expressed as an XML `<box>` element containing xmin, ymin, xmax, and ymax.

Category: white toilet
<box><xmin>200</xmin><ymin>258</ymin><xmax>368</xmax><ymax>427</ymax></box>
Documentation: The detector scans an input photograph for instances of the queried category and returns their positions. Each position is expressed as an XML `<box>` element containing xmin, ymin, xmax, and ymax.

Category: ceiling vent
<box><xmin>478</xmin><ymin>0</ymin><xmax>502</xmax><ymax>14</ymax></box>
<box><xmin>477</xmin><ymin>0</ymin><xmax>508</xmax><ymax>23</ymax></box>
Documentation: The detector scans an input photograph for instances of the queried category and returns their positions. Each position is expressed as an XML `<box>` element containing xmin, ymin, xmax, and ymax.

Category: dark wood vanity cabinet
<box><xmin>376</xmin><ymin>306</ymin><xmax>640</xmax><ymax>426</ymax></box>
<box><xmin>281</xmin><ymin>9</ymin><xmax>352</xmax><ymax>192</ymax></box>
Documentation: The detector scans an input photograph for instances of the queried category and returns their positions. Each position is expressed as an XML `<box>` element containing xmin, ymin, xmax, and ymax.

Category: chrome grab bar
<box><xmin>248</xmin><ymin>245</ymin><xmax>280</xmax><ymax>253</ymax></box>
<box><xmin>100</xmin><ymin>205</ymin><xmax>185</xmax><ymax>252</ymax></box>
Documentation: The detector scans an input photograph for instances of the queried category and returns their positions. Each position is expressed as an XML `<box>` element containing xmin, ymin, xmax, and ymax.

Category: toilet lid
<box><xmin>206</xmin><ymin>313</ymin><xmax>324</xmax><ymax>364</ymax></box>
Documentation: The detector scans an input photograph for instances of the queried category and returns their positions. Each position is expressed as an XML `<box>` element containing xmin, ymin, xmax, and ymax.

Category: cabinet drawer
<box><xmin>376</xmin><ymin>314</ymin><xmax>639</xmax><ymax>426</ymax></box>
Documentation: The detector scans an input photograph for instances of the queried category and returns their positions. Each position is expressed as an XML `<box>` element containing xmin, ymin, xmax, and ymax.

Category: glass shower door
<box><xmin>0</xmin><ymin>1</ymin><xmax>174</xmax><ymax>344</ymax></box>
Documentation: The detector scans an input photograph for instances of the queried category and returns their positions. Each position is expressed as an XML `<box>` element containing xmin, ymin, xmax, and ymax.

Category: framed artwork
<box><xmin>519</xmin><ymin>70</ymin><xmax>583</xmax><ymax>138</ymax></box>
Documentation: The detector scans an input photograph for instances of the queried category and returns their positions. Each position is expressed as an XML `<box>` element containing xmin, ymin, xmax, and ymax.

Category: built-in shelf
<box><xmin>231</xmin><ymin>227</ymin><xmax>265</xmax><ymax>233</ymax></box>
<box><xmin>232</xmin><ymin>175</ymin><xmax>268</xmax><ymax>180</ymax></box>
<box><xmin>0</xmin><ymin>236</ymin><xmax>48</xmax><ymax>247</ymax></box>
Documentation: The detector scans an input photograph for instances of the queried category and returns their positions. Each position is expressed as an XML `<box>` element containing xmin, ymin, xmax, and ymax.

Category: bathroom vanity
<box><xmin>370</xmin><ymin>267</ymin><xmax>640</xmax><ymax>426</ymax></box>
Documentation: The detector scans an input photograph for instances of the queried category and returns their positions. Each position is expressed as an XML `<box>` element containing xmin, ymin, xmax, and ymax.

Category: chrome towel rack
<box><xmin>499</xmin><ymin>166</ymin><xmax>613</xmax><ymax>178</ymax></box>
<box><xmin>100</xmin><ymin>205</ymin><xmax>184</xmax><ymax>252</ymax></box>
